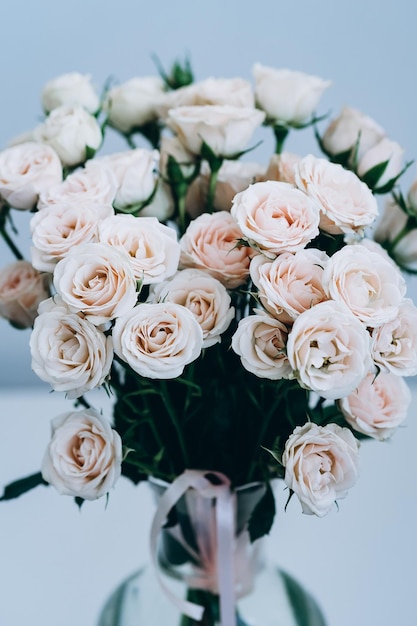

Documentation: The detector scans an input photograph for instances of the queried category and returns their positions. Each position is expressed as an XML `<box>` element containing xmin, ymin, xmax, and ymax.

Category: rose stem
<box><xmin>159</xmin><ymin>380</ymin><xmax>190</xmax><ymax>469</ymax></box>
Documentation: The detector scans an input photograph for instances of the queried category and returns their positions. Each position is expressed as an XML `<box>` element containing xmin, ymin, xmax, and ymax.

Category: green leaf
<box><xmin>360</xmin><ymin>159</ymin><xmax>389</xmax><ymax>190</ymax></box>
<box><xmin>74</xmin><ymin>496</ymin><xmax>84</xmax><ymax>509</ymax></box>
<box><xmin>0</xmin><ymin>472</ymin><xmax>48</xmax><ymax>501</ymax></box>
<box><xmin>85</xmin><ymin>145</ymin><xmax>97</xmax><ymax>161</ymax></box>
<box><xmin>248</xmin><ymin>482</ymin><xmax>276</xmax><ymax>542</ymax></box>
<box><xmin>280</xmin><ymin>569</ymin><xmax>328</xmax><ymax>626</ymax></box>
<box><xmin>200</xmin><ymin>140</ymin><xmax>223</xmax><ymax>171</ymax></box>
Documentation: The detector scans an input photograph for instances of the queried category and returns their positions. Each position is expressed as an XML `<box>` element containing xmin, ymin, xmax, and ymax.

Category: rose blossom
<box><xmin>322</xmin><ymin>243</ymin><xmax>406</xmax><ymax>327</ymax></box>
<box><xmin>179</xmin><ymin>211</ymin><xmax>252</xmax><ymax>289</ymax></box>
<box><xmin>112</xmin><ymin>302</ymin><xmax>203</xmax><ymax>379</ymax></box>
<box><xmin>253</xmin><ymin>64</ymin><xmax>330</xmax><ymax>125</ymax></box>
<box><xmin>295</xmin><ymin>154</ymin><xmax>378</xmax><ymax>235</ymax></box>
<box><xmin>41</xmin><ymin>72</ymin><xmax>99</xmax><ymax>114</ymax></box>
<box><xmin>98</xmin><ymin>214</ymin><xmax>180</xmax><ymax>284</ymax></box>
<box><xmin>34</xmin><ymin>105</ymin><xmax>102</xmax><ymax>167</ymax></box>
<box><xmin>41</xmin><ymin>408</ymin><xmax>122</xmax><ymax>500</ymax></box>
<box><xmin>0</xmin><ymin>142</ymin><xmax>62</xmax><ymax>210</ymax></box>
<box><xmin>357</xmin><ymin>138</ymin><xmax>404</xmax><ymax>190</ymax></box>
<box><xmin>149</xmin><ymin>269</ymin><xmax>235</xmax><ymax>347</ymax></box>
<box><xmin>407</xmin><ymin>177</ymin><xmax>417</xmax><ymax>214</ymax></box>
<box><xmin>0</xmin><ymin>260</ymin><xmax>49</xmax><ymax>328</ymax></box>
<box><xmin>159</xmin><ymin>135</ymin><xmax>196</xmax><ymax>180</ymax></box>
<box><xmin>53</xmin><ymin>242</ymin><xmax>137</xmax><ymax>325</ymax></box>
<box><xmin>30</xmin><ymin>296</ymin><xmax>113</xmax><ymax>398</ymax></box>
<box><xmin>339</xmin><ymin>372</ymin><xmax>411</xmax><ymax>440</ymax></box>
<box><xmin>104</xmin><ymin>77</ymin><xmax>166</xmax><ymax>134</ymax></box>
<box><xmin>231</xmin><ymin>180</ymin><xmax>320</xmax><ymax>256</ymax></box>
<box><xmin>231</xmin><ymin>310</ymin><xmax>291</xmax><ymax>379</ymax></box>
<box><xmin>264</xmin><ymin>152</ymin><xmax>301</xmax><ymax>185</ymax></box>
<box><xmin>374</xmin><ymin>198</ymin><xmax>417</xmax><ymax>270</ymax></box>
<box><xmin>282</xmin><ymin>422</ymin><xmax>359</xmax><ymax>517</ymax></box>
<box><xmin>286</xmin><ymin>300</ymin><xmax>372</xmax><ymax>400</ymax></box>
<box><xmin>167</xmin><ymin>105</ymin><xmax>265</xmax><ymax>158</ymax></box>
<box><xmin>37</xmin><ymin>165</ymin><xmax>117</xmax><ymax>209</ymax></box>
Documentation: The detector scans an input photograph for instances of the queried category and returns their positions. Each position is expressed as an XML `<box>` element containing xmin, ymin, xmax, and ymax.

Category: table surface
<box><xmin>0</xmin><ymin>385</ymin><xmax>416</xmax><ymax>626</ymax></box>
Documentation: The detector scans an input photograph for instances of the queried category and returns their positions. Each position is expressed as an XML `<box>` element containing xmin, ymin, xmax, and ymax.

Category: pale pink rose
<box><xmin>339</xmin><ymin>372</ymin><xmax>411</xmax><ymax>440</ymax></box>
<box><xmin>112</xmin><ymin>302</ymin><xmax>203</xmax><ymax>379</ymax></box>
<box><xmin>295</xmin><ymin>155</ymin><xmax>378</xmax><ymax>236</ymax></box>
<box><xmin>231</xmin><ymin>180</ymin><xmax>320</xmax><ymax>256</ymax></box>
<box><xmin>31</xmin><ymin>201</ymin><xmax>114</xmax><ymax>273</ymax></box>
<box><xmin>374</xmin><ymin>198</ymin><xmax>417</xmax><ymax>270</ymax></box>
<box><xmin>321</xmin><ymin>106</ymin><xmax>385</xmax><ymax>162</ymax></box>
<box><xmin>357</xmin><ymin>138</ymin><xmax>404</xmax><ymax>190</ymax></box>
<box><xmin>37</xmin><ymin>166</ymin><xmax>117</xmax><ymax>209</ymax></box>
<box><xmin>231</xmin><ymin>310</ymin><xmax>291</xmax><ymax>379</ymax></box>
<box><xmin>179</xmin><ymin>211</ymin><xmax>252</xmax><ymax>289</ymax></box>
<box><xmin>167</xmin><ymin>105</ymin><xmax>265</xmax><ymax>157</ymax></box>
<box><xmin>149</xmin><ymin>269</ymin><xmax>235</xmax><ymax>347</ymax></box>
<box><xmin>407</xmin><ymin>177</ymin><xmax>417</xmax><ymax>213</ymax></box>
<box><xmin>159</xmin><ymin>135</ymin><xmax>196</xmax><ymax>180</ymax></box>
<box><xmin>322</xmin><ymin>243</ymin><xmax>406</xmax><ymax>327</ymax></box>
<box><xmin>253</xmin><ymin>64</ymin><xmax>330</xmax><ymax>125</ymax></box>
<box><xmin>0</xmin><ymin>142</ymin><xmax>62</xmax><ymax>210</ymax></box>
<box><xmin>53</xmin><ymin>242</ymin><xmax>137</xmax><ymax>325</ymax></box>
<box><xmin>41</xmin><ymin>408</ymin><xmax>122</xmax><ymax>500</ymax></box>
<box><xmin>104</xmin><ymin>77</ymin><xmax>166</xmax><ymax>133</ymax></box>
<box><xmin>0</xmin><ymin>260</ymin><xmax>49</xmax><ymax>328</ymax></box>
<box><xmin>282</xmin><ymin>422</ymin><xmax>359</xmax><ymax>517</ymax></box>
<box><xmin>250</xmin><ymin>248</ymin><xmax>328</xmax><ymax>323</ymax></box>
<box><xmin>264</xmin><ymin>152</ymin><xmax>301</xmax><ymax>185</ymax></box>
<box><xmin>286</xmin><ymin>300</ymin><xmax>372</xmax><ymax>400</ymax></box>
<box><xmin>34</xmin><ymin>105</ymin><xmax>102</xmax><ymax>167</ymax></box>
<box><xmin>41</xmin><ymin>72</ymin><xmax>99</xmax><ymax>114</ymax></box>
<box><xmin>30</xmin><ymin>296</ymin><xmax>113</xmax><ymax>398</ymax></box>
<box><xmin>371</xmin><ymin>298</ymin><xmax>417</xmax><ymax>376</ymax></box>
<box><xmin>98</xmin><ymin>214</ymin><xmax>180</xmax><ymax>284</ymax></box>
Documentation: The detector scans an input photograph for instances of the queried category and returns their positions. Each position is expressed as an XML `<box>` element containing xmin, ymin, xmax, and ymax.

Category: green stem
<box><xmin>206</xmin><ymin>164</ymin><xmax>221</xmax><ymax>213</ymax></box>
<box><xmin>177</xmin><ymin>188</ymin><xmax>188</xmax><ymax>236</ymax></box>
<box><xmin>273</xmin><ymin>125</ymin><xmax>289</xmax><ymax>154</ymax></box>
<box><xmin>159</xmin><ymin>380</ymin><xmax>190</xmax><ymax>468</ymax></box>
<box><xmin>0</xmin><ymin>223</ymin><xmax>24</xmax><ymax>260</ymax></box>
<box><xmin>124</xmin><ymin>134</ymin><xmax>137</xmax><ymax>149</ymax></box>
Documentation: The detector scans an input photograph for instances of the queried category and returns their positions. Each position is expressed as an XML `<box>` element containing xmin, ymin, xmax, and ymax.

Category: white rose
<box><xmin>139</xmin><ymin>181</ymin><xmax>175</xmax><ymax>221</ymax></box>
<box><xmin>322</xmin><ymin>243</ymin><xmax>406</xmax><ymax>327</ymax></box>
<box><xmin>31</xmin><ymin>201</ymin><xmax>114</xmax><ymax>273</ymax></box>
<box><xmin>282</xmin><ymin>422</ymin><xmax>359</xmax><ymax>517</ymax></box>
<box><xmin>374</xmin><ymin>198</ymin><xmax>417</xmax><ymax>269</ymax></box>
<box><xmin>149</xmin><ymin>269</ymin><xmax>234</xmax><ymax>348</ymax></box>
<box><xmin>321</xmin><ymin>106</ymin><xmax>385</xmax><ymax>162</ymax></box>
<box><xmin>253</xmin><ymin>64</ymin><xmax>330</xmax><ymax>125</ymax></box>
<box><xmin>104</xmin><ymin>77</ymin><xmax>166</xmax><ymax>134</ymax></box>
<box><xmin>53</xmin><ymin>242</ymin><xmax>137</xmax><ymax>325</ymax></box>
<box><xmin>339</xmin><ymin>372</ymin><xmax>411</xmax><ymax>441</ymax></box>
<box><xmin>37</xmin><ymin>165</ymin><xmax>117</xmax><ymax>209</ymax></box>
<box><xmin>112</xmin><ymin>302</ymin><xmax>203</xmax><ymax>379</ymax></box>
<box><xmin>30</xmin><ymin>296</ymin><xmax>113</xmax><ymax>398</ymax></box>
<box><xmin>286</xmin><ymin>300</ymin><xmax>372</xmax><ymax>400</ymax></box>
<box><xmin>41</xmin><ymin>72</ymin><xmax>99</xmax><ymax>114</ymax></box>
<box><xmin>231</xmin><ymin>310</ymin><xmax>291</xmax><ymax>379</ymax></box>
<box><xmin>264</xmin><ymin>152</ymin><xmax>301</xmax><ymax>185</ymax></box>
<box><xmin>98</xmin><ymin>214</ymin><xmax>180</xmax><ymax>284</ymax></box>
<box><xmin>357</xmin><ymin>138</ymin><xmax>404</xmax><ymax>190</ymax></box>
<box><xmin>34</xmin><ymin>105</ymin><xmax>102</xmax><ymax>167</ymax></box>
<box><xmin>167</xmin><ymin>105</ymin><xmax>265</xmax><ymax>157</ymax></box>
<box><xmin>295</xmin><ymin>155</ymin><xmax>378</xmax><ymax>236</ymax></box>
<box><xmin>231</xmin><ymin>180</ymin><xmax>320</xmax><ymax>256</ymax></box>
<box><xmin>0</xmin><ymin>260</ymin><xmax>49</xmax><ymax>328</ymax></box>
<box><xmin>0</xmin><ymin>142</ymin><xmax>62</xmax><ymax>210</ymax></box>
<box><xmin>41</xmin><ymin>408</ymin><xmax>122</xmax><ymax>500</ymax></box>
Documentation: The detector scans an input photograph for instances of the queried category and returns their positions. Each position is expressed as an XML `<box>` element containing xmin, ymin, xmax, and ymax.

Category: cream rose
<box><xmin>104</xmin><ymin>77</ymin><xmax>166</xmax><ymax>133</ymax></box>
<box><xmin>286</xmin><ymin>300</ymin><xmax>372</xmax><ymax>400</ymax></box>
<box><xmin>0</xmin><ymin>260</ymin><xmax>49</xmax><ymax>328</ymax></box>
<box><xmin>37</xmin><ymin>165</ymin><xmax>117</xmax><ymax>209</ymax></box>
<box><xmin>149</xmin><ymin>269</ymin><xmax>234</xmax><ymax>347</ymax></box>
<box><xmin>231</xmin><ymin>180</ymin><xmax>320</xmax><ymax>256</ymax></box>
<box><xmin>253</xmin><ymin>64</ymin><xmax>330</xmax><ymax>125</ymax></box>
<box><xmin>374</xmin><ymin>198</ymin><xmax>417</xmax><ymax>270</ymax></box>
<box><xmin>0</xmin><ymin>142</ymin><xmax>62</xmax><ymax>210</ymax></box>
<box><xmin>53</xmin><ymin>242</ymin><xmax>137</xmax><ymax>325</ymax></box>
<box><xmin>339</xmin><ymin>372</ymin><xmax>411</xmax><ymax>440</ymax></box>
<box><xmin>282</xmin><ymin>422</ymin><xmax>359</xmax><ymax>517</ymax></box>
<box><xmin>41</xmin><ymin>408</ymin><xmax>122</xmax><ymax>500</ymax></box>
<box><xmin>264</xmin><ymin>152</ymin><xmax>301</xmax><ymax>185</ymax></box>
<box><xmin>112</xmin><ymin>302</ymin><xmax>203</xmax><ymax>379</ymax></box>
<box><xmin>30</xmin><ymin>296</ymin><xmax>113</xmax><ymax>398</ymax></box>
<box><xmin>179</xmin><ymin>211</ymin><xmax>252</xmax><ymax>289</ymax></box>
<box><xmin>41</xmin><ymin>72</ymin><xmax>99</xmax><ymax>114</ymax></box>
<box><xmin>357</xmin><ymin>138</ymin><xmax>404</xmax><ymax>190</ymax></box>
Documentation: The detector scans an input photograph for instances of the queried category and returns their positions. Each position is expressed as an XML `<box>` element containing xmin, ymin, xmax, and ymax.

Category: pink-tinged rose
<box><xmin>231</xmin><ymin>180</ymin><xmax>320</xmax><ymax>256</ymax></box>
<box><xmin>339</xmin><ymin>372</ymin><xmax>411</xmax><ymax>440</ymax></box>
<box><xmin>179</xmin><ymin>211</ymin><xmax>252</xmax><ymax>289</ymax></box>
<box><xmin>282</xmin><ymin>422</ymin><xmax>359</xmax><ymax>517</ymax></box>
<box><xmin>41</xmin><ymin>408</ymin><xmax>122</xmax><ymax>500</ymax></box>
<box><xmin>286</xmin><ymin>300</ymin><xmax>372</xmax><ymax>400</ymax></box>
<box><xmin>38</xmin><ymin>166</ymin><xmax>117</xmax><ymax>209</ymax></box>
<box><xmin>149</xmin><ymin>269</ymin><xmax>235</xmax><ymax>348</ymax></box>
<box><xmin>31</xmin><ymin>201</ymin><xmax>114</xmax><ymax>273</ymax></box>
<box><xmin>41</xmin><ymin>72</ymin><xmax>99</xmax><ymax>114</ymax></box>
<box><xmin>250</xmin><ymin>248</ymin><xmax>328</xmax><ymax>323</ymax></box>
<box><xmin>253</xmin><ymin>64</ymin><xmax>330</xmax><ymax>125</ymax></box>
<box><xmin>322</xmin><ymin>243</ymin><xmax>406</xmax><ymax>327</ymax></box>
<box><xmin>264</xmin><ymin>152</ymin><xmax>301</xmax><ymax>185</ymax></box>
<box><xmin>231</xmin><ymin>310</ymin><xmax>291</xmax><ymax>379</ymax></box>
<box><xmin>98</xmin><ymin>214</ymin><xmax>180</xmax><ymax>284</ymax></box>
<box><xmin>34</xmin><ymin>105</ymin><xmax>102</xmax><ymax>167</ymax></box>
<box><xmin>370</xmin><ymin>298</ymin><xmax>417</xmax><ymax>376</ymax></box>
<box><xmin>112</xmin><ymin>302</ymin><xmax>203</xmax><ymax>379</ymax></box>
<box><xmin>30</xmin><ymin>296</ymin><xmax>113</xmax><ymax>398</ymax></box>
<box><xmin>321</xmin><ymin>106</ymin><xmax>385</xmax><ymax>162</ymax></box>
<box><xmin>167</xmin><ymin>105</ymin><xmax>265</xmax><ymax>157</ymax></box>
<box><xmin>0</xmin><ymin>142</ymin><xmax>62</xmax><ymax>210</ymax></box>
<box><xmin>295</xmin><ymin>155</ymin><xmax>378</xmax><ymax>236</ymax></box>
<box><xmin>357</xmin><ymin>138</ymin><xmax>404</xmax><ymax>190</ymax></box>
<box><xmin>53</xmin><ymin>242</ymin><xmax>137</xmax><ymax>325</ymax></box>
<box><xmin>0</xmin><ymin>260</ymin><xmax>49</xmax><ymax>328</ymax></box>
<box><xmin>374</xmin><ymin>198</ymin><xmax>417</xmax><ymax>270</ymax></box>
<box><xmin>104</xmin><ymin>77</ymin><xmax>166</xmax><ymax>133</ymax></box>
